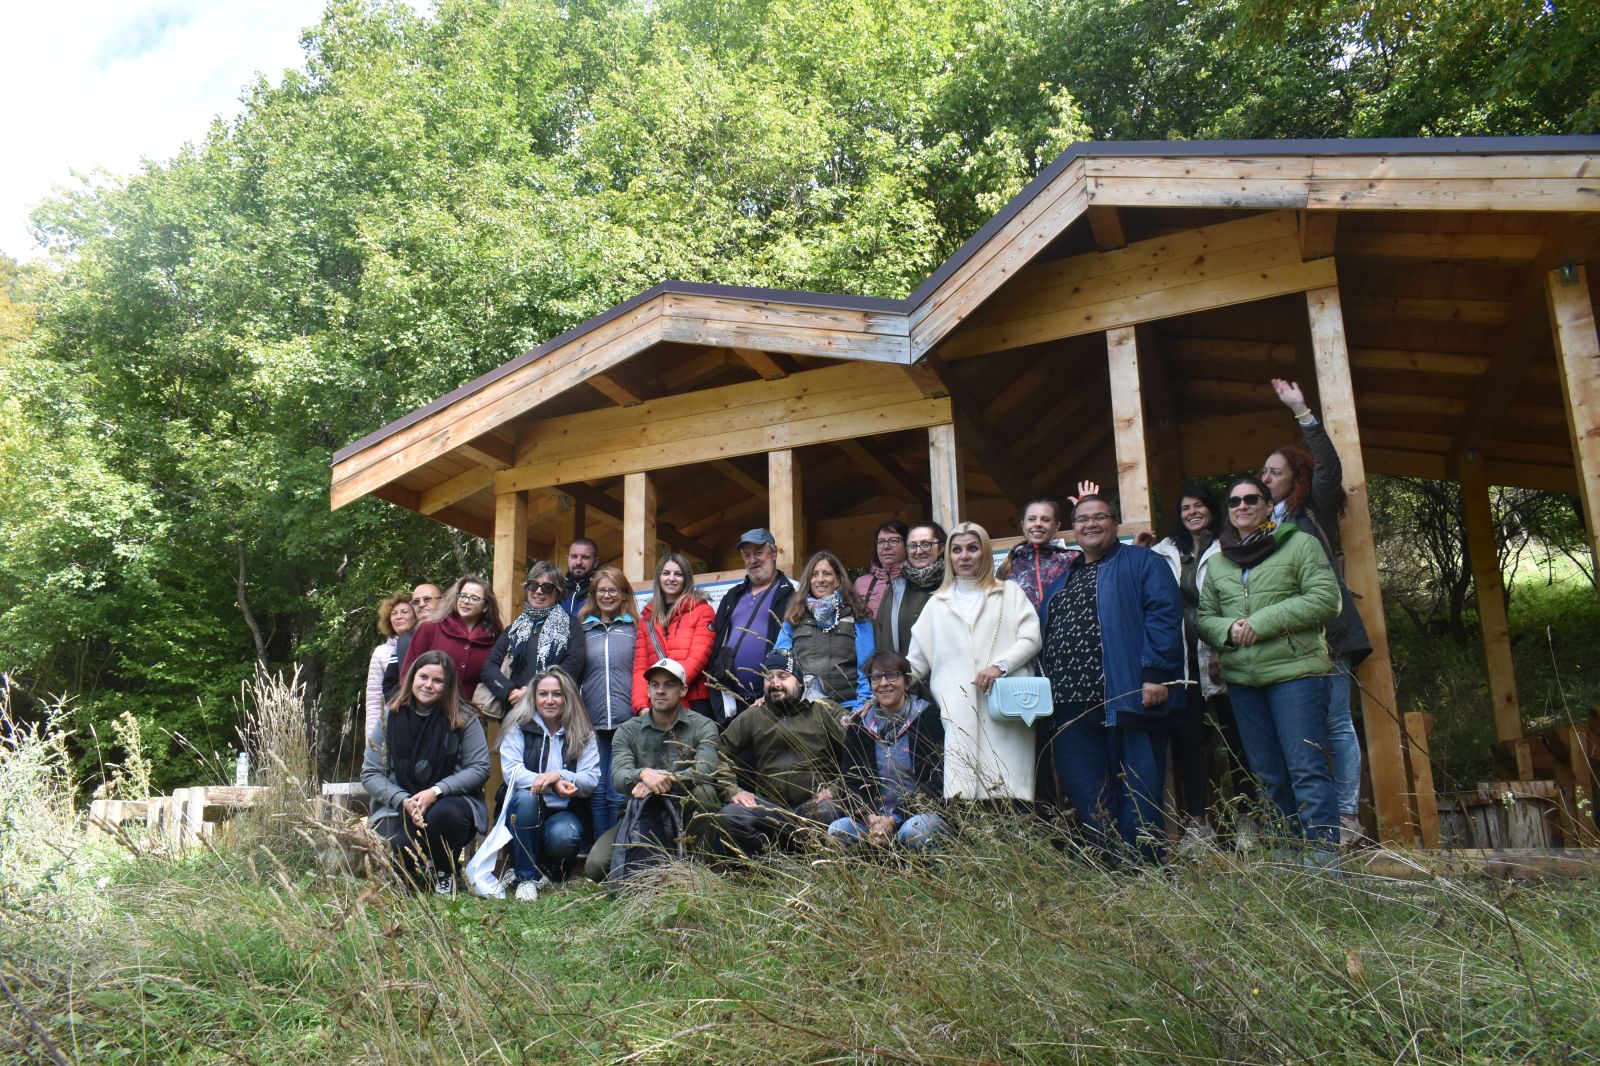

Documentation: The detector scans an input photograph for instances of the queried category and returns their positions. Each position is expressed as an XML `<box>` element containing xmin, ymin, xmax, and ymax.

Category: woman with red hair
<box><xmin>1261</xmin><ymin>378</ymin><xmax>1372</xmax><ymax>847</ymax></box>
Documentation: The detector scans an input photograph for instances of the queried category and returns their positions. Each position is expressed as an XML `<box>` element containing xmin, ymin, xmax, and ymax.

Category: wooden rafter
<box><xmin>1086</xmin><ymin>205</ymin><xmax>1127</xmax><ymax>250</ymax></box>
<box><xmin>557</xmin><ymin>481</ymin><xmax>717</xmax><ymax>564</ymax></box>
<box><xmin>835</xmin><ymin>439</ymin><xmax>929</xmax><ymax>507</ymax></box>
<box><xmin>729</xmin><ymin>346</ymin><xmax>789</xmax><ymax>379</ymax></box>
<box><xmin>922</xmin><ymin>350</ymin><xmax>1036</xmax><ymax>509</ymax></box>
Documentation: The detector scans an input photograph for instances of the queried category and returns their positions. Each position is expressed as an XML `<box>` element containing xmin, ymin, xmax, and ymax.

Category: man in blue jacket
<box><xmin>1037</xmin><ymin>495</ymin><xmax>1184</xmax><ymax>863</ymax></box>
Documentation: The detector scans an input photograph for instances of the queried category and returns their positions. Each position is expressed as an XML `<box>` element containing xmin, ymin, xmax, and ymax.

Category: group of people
<box><xmin>361</xmin><ymin>379</ymin><xmax>1371</xmax><ymax>897</ymax></box>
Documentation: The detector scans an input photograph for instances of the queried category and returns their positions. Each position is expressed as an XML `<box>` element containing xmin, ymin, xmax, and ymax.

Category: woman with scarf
<box><xmin>402</xmin><ymin>576</ymin><xmax>504</xmax><ymax>698</ymax></box>
<box><xmin>774</xmin><ymin>550</ymin><xmax>875</xmax><ymax>710</ymax></box>
<box><xmin>362</xmin><ymin>650</ymin><xmax>490</xmax><ymax>895</ymax></box>
<box><xmin>875</xmin><ymin>521</ymin><xmax>946</xmax><ymax>657</ymax></box>
<box><xmin>632</xmin><ymin>553</ymin><xmax>717</xmax><ymax>717</ymax></box>
<box><xmin>1151</xmin><ymin>483</ymin><xmax>1252</xmax><ymax>851</ymax></box>
<box><xmin>1197</xmin><ymin>476</ymin><xmax>1342</xmax><ymax>858</ymax></box>
<box><xmin>908</xmin><ymin>522</ymin><xmax>1042</xmax><ymax>802</ymax></box>
<box><xmin>480</xmin><ymin>561</ymin><xmax>586</xmax><ymax>715</ymax></box>
<box><xmin>853</xmin><ymin>519</ymin><xmax>909</xmax><ymax>616</ymax></box>
<box><xmin>831</xmin><ymin>649</ymin><xmax>947</xmax><ymax>849</ymax></box>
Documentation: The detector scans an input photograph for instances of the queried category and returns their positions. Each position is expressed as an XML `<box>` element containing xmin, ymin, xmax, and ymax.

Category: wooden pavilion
<box><xmin>332</xmin><ymin>136</ymin><xmax>1600</xmax><ymax>847</ymax></box>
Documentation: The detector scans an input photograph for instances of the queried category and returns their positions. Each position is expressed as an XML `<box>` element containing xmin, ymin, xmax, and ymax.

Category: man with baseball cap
<box><xmin>707</xmin><ymin>528</ymin><xmax>795</xmax><ymax>723</ymax></box>
<box><xmin>714</xmin><ymin>648</ymin><xmax>846</xmax><ymax>857</ymax></box>
<box><xmin>583</xmin><ymin>657</ymin><xmax>727</xmax><ymax>880</ymax></box>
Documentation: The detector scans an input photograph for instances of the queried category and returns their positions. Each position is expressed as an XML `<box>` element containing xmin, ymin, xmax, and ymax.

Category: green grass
<box><xmin>5</xmin><ymin>819</ymin><xmax>1600</xmax><ymax>1064</ymax></box>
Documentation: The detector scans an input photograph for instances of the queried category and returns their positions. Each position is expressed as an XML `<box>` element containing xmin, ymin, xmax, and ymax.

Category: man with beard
<box><xmin>559</xmin><ymin>538</ymin><xmax>599</xmax><ymax>619</ymax></box>
<box><xmin>714</xmin><ymin>648</ymin><xmax>846</xmax><ymax>856</ymax></box>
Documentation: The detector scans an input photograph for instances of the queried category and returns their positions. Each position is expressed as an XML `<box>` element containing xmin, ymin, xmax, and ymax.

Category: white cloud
<box><xmin>0</xmin><ymin>1</ymin><xmax>384</xmax><ymax>261</ymax></box>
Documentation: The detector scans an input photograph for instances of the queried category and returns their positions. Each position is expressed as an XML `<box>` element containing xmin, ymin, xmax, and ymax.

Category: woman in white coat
<box><xmin>908</xmin><ymin>522</ymin><xmax>1043</xmax><ymax>801</ymax></box>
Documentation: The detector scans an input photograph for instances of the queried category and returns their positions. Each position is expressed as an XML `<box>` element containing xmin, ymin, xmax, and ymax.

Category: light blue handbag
<box><xmin>983</xmin><ymin>591</ymin><xmax>1052</xmax><ymax>726</ymax></box>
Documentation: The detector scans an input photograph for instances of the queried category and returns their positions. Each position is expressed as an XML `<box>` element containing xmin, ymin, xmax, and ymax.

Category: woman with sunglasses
<box><xmin>1197</xmin><ymin>476</ymin><xmax>1341</xmax><ymax>859</ymax></box>
<box><xmin>402</xmin><ymin>576</ymin><xmax>505</xmax><ymax>697</ymax></box>
<box><xmin>575</xmin><ymin>565</ymin><xmax>637</xmax><ymax>837</ymax></box>
<box><xmin>480</xmin><ymin>561</ymin><xmax>587</xmax><ymax>714</ymax></box>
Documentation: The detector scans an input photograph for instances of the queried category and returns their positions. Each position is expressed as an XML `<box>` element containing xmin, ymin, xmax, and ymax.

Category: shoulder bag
<box><xmin>985</xmin><ymin>586</ymin><xmax>1052</xmax><ymax>727</ymax></box>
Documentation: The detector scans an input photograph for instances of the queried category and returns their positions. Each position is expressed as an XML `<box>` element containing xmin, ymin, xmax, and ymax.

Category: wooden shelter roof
<box><xmin>331</xmin><ymin>136</ymin><xmax>1600</xmax><ymax>571</ymax></box>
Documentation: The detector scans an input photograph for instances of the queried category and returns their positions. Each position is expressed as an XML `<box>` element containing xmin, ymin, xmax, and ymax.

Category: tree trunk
<box><xmin>236</xmin><ymin>539</ymin><xmax>268</xmax><ymax>667</ymax></box>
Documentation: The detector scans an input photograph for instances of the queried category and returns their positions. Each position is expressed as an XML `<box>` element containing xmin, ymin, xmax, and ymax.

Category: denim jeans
<box><xmin>1228</xmin><ymin>676</ymin><xmax>1339</xmax><ymax>846</ymax></box>
<box><xmin>1324</xmin><ymin>659</ymin><xmax>1363</xmax><ymax>816</ymax></box>
<box><xmin>828</xmin><ymin>812</ymin><xmax>949</xmax><ymax>851</ymax></box>
<box><xmin>591</xmin><ymin>729</ymin><xmax>621</xmax><ymax>839</ymax></box>
<box><xmin>1051</xmin><ymin>701</ymin><xmax>1168</xmax><ymax>863</ymax></box>
<box><xmin>507</xmin><ymin>792</ymin><xmax>586</xmax><ymax>881</ymax></box>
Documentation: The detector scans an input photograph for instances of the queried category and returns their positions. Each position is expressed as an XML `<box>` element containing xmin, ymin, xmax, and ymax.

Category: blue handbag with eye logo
<box><xmin>983</xmin><ymin>590</ymin><xmax>1052</xmax><ymax>727</ymax></box>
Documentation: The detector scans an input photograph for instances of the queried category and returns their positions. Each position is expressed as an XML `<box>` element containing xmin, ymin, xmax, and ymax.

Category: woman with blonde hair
<box><xmin>365</xmin><ymin>591</ymin><xmax>416</xmax><ymax>738</ymax></box>
<box><xmin>498</xmin><ymin>666</ymin><xmax>599</xmax><ymax>899</ymax></box>
<box><xmin>907</xmin><ymin>522</ymin><xmax>1043</xmax><ymax>801</ymax></box>
<box><xmin>774</xmin><ymin>549</ymin><xmax>875</xmax><ymax>709</ymax></box>
<box><xmin>576</xmin><ymin>565</ymin><xmax>637</xmax><ymax>837</ymax></box>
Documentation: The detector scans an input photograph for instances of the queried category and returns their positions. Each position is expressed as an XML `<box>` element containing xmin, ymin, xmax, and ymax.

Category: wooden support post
<box><xmin>553</xmin><ymin>493</ymin><xmax>588</xmax><ymax>567</ymax></box>
<box><xmin>623</xmin><ymin>472</ymin><xmax>657</xmax><ymax>587</ymax></box>
<box><xmin>492</xmin><ymin>490</ymin><xmax>528</xmax><ymax>629</ymax></box>
<box><xmin>1458</xmin><ymin>456</ymin><xmax>1529</xmax><ymax>775</ymax></box>
<box><xmin>1106</xmin><ymin>327</ymin><xmax>1154</xmax><ymax>531</ymax></box>
<box><xmin>1546</xmin><ymin>264</ymin><xmax>1600</xmax><ymax>577</ymax></box>
<box><xmin>768</xmin><ymin>449</ymin><xmax>803</xmax><ymax>573</ymax></box>
<box><xmin>1403</xmin><ymin>712</ymin><xmax>1441</xmax><ymax>848</ymax></box>
<box><xmin>1306</xmin><ymin>286</ymin><xmax>1414</xmax><ymax>847</ymax></box>
<box><xmin>928</xmin><ymin>423</ymin><xmax>964</xmax><ymax>531</ymax></box>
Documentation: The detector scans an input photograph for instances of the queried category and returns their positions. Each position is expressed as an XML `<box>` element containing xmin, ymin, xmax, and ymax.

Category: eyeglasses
<box><xmin>1227</xmin><ymin>493</ymin><xmax>1265</xmax><ymax>509</ymax></box>
<box><xmin>907</xmin><ymin>540</ymin><xmax>938</xmax><ymax>552</ymax></box>
<box><xmin>1073</xmin><ymin>513</ymin><xmax>1114</xmax><ymax>526</ymax></box>
<box><xmin>867</xmin><ymin>673</ymin><xmax>906</xmax><ymax>685</ymax></box>
<box><xmin>595</xmin><ymin>587</ymin><xmax>622</xmax><ymax>597</ymax></box>
<box><xmin>875</xmin><ymin>537</ymin><xmax>904</xmax><ymax>548</ymax></box>
<box><xmin>413</xmin><ymin>596</ymin><xmax>435</xmax><ymax>606</ymax></box>
<box><xmin>529</xmin><ymin>582</ymin><xmax>559</xmax><ymax>595</ymax></box>
<box><xmin>457</xmin><ymin>593</ymin><xmax>484</xmax><ymax>604</ymax></box>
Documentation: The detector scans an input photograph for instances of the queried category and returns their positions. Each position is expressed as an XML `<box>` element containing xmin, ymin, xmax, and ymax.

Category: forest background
<box><xmin>2</xmin><ymin>0</ymin><xmax>1598</xmax><ymax>794</ymax></box>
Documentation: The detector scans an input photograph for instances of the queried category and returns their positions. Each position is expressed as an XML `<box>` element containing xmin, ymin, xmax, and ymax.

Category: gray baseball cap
<box><xmin>738</xmin><ymin>528</ymin><xmax>777</xmax><ymax>548</ymax></box>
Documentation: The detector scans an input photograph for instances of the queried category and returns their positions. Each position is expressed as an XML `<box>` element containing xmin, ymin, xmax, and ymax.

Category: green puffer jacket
<box><xmin>1196</xmin><ymin>522</ymin><xmax>1341</xmax><ymax>688</ymax></box>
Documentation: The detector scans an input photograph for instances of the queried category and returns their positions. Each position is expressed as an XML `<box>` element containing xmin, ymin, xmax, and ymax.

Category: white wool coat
<box><xmin>907</xmin><ymin>580</ymin><xmax>1043</xmax><ymax>801</ymax></box>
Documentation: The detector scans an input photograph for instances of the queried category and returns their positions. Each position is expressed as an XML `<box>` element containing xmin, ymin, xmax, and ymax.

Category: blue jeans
<box><xmin>507</xmin><ymin>792</ymin><xmax>586</xmax><ymax>881</ymax></box>
<box><xmin>1228</xmin><ymin>676</ymin><xmax>1339</xmax><ymax>846</ymax></box>
<box><xmin>1051</xmin><ymin>702</ymin><xmax>1168</xmax><ymax>863</ymax></box>
<box><xmin>1325</xmin><ymin>660</ymin><xmax>1362</xmax><ymax>816</ymax></box>
<box><xmin>591</xmin><ymin>730</ymin><xmax>621</xmax><ymax>839</ymax></box>
<box><xmin>829</xmin><ymin>813</ymin><xmax>949</xmax><ymax>851</ymax></box>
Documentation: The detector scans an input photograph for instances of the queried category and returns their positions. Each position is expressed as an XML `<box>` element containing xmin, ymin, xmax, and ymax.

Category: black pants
<box><xmin>380</xmin><ymin>795</ymin><xmax>476</xmax><ymax>882</ymax></box>
<box><xmin>716</xmin><ymin>793</ymin><xmax>838</xmax><ymax>857</ymax></box>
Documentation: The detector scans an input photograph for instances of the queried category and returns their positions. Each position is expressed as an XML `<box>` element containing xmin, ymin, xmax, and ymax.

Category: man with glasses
<box><xmin>715</xmin><ymin>649</ymin><xmax>845</xmax><ymax>857</ymax></box>
<box><xmin>410</xmin><ymin>582</ymin><xmax>442</xmax><ymax>619</ymax></box>
<box><xmin>708</xmin><ymin>529</ymin><xmax>795</xmax><ymax>723</ymax></box>
<box><xmin>1036</xmin><ymin>495</ymin><xmax>1183</xmax><ymax>864</ymax></box>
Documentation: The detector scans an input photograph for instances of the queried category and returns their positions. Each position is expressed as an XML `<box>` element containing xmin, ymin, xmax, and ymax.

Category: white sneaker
<box><xmin>1177</xmin><ymin>823</ymin><xmax>1217</xmax><ymax>857</ymax></box>
<box><xmin>433</xmin><ymin>873</ymin><xmax>455</xmax><ymax>897</ymax></box>
<box><xmin>514</xmin><ymin>879</ymin><xmax>540</xmax><ymax>902</ymax></box>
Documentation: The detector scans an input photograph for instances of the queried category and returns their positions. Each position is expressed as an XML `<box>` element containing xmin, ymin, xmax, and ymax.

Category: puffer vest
<box><xmin>791</xmin><ymin>615</ymin><xmax>858</xmax><ymax>704</ymax></box>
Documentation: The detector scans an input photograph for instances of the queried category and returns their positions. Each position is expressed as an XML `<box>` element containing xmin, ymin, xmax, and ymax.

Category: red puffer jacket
<box><xmin>631</xmin><ymin>597</ymin><xmax>715</xmax><ymax>711</ymax></box>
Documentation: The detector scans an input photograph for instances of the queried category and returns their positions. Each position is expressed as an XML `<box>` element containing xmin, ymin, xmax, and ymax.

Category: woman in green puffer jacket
<box><xmin>1197</xmin><ymin>476</ymin><xmax>1342</xmax><ymax>851</ymax></box>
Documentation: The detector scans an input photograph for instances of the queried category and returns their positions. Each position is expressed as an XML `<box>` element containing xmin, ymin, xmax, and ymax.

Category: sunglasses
<box><xmin>1228</xmin><ymin>493</ymin><xmax>1265</xmax><ymax>509</ymax></box>
<box><xmin>528</xmin><ymin>582</ymin><xmax>559</xmax><ymax>595</ymax></box>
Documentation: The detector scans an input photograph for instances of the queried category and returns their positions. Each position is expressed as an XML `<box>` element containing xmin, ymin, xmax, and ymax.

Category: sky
<box><xmin>0</xmin><ymin>1</ymin><xmax>353</xmax><ymax>262</ymax></box>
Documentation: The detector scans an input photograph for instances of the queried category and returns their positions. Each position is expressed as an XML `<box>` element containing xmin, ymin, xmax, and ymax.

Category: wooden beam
<box><xmin>922</xmin><ymin>351</ymin><xmax>1036</xmax><ymax>510</ymax></box>
<box><xmin>457</xmin><ymin>433</ymin><xmax>515</xmax><ymax>470</ymax></box>
<box><xmin>836</xmin><ymin>439</ymin><xmax>929</xmax><ymax>510</ymax></box>
<box><xmin>1403</xmin><ymin>711</ymin><xmax>1441</xmax><ymax>849</ymax></box>
<box><xmin>497</xmin><ymin>362</ymin><xmax>950</xmax><ymax>493</ymax></box>
<box><xmin>419</xmin><ymin>465</ymin><xmax>497</xmax><ymax>515</ymax></box>
<box><xmin>557</xmin><ymin>481</ymin><xmax>716</xmax><ymax>565</ymax></box>
<box><xmin>1335</xmin><ymin>230</ymin><xmax>1547</xmax><ymax>263</ymax></box>
<box><xmin>768</xmin><ymin>450</ymin><xmax>804</xmax><ymax>572</ymax></box>
<box><xmin>928</xmin><ymin>423</ymin><xmax>964</xmax><ymax>531</ymax></box>
<box><xmin>730</xmin><ymin>347</ymin><xmax>788</xmax><ymax>380</ymax></box>
<box><xmin>658</xmin><ymin>293</ymin><xmax>909</xmax><ymax>363</ymax></box>
<box><xmin>1299</xmin><ymin>211</ymin><xmax>1338</xmax><ymax>260</ymax></box>
<box><xmin>1106</xmin><ymin>327</ymin><xmax>1154</xmax><ymax>531</ymax></box>
<box><xmin>942</xmin><ymin>211</ymin><xmax>1339</xmax><ymax>360</ymax></box>
<box><xmin>710</xmin><ymin>459</ymin><xmax>768</xmax><ymax>499</ymax></box>
<box><xmin>1136</xmin><ymin>326</ymin><xmax>1184</xmax><ymax>530</ymax></box>
<box><xmin>1458</xmin><ymin>456</ymin><xmax>1527</xmax><ymax>766</ymax></box>
<box><xmin>1086</xmin><ymin>205</ymin><xmax>1127</xmax><ymax>250</ymax></box>
<box><xmin>1307</xmin><ymin>285</ymin><xmax>1413</xmax><ymax>848</ymax></box>
<box><xmin>622</xmin><ymin>472</ymin><xmax>657</xmax><ymax>587</ymax></box>
<box><xmin>1547</xmin><ymin>263</ymin><xmax>1600</xmax><ymax>574</ymax></box>
<box><xmin>589</xmin><ymin>370</ymin><xmax>646</xmax><ymax>406</ymax></box>
<box><xmin>492</xmin><ymin>491</ymin><xmax>528</xmax><ymax>628</ymax></box>
<box><xmin>554</xmin><ymin>494</ymin><xmax>586</xmax><ymax>567</ymax></box>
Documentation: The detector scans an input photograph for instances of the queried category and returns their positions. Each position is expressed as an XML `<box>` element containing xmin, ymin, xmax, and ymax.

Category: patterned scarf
<box><xmin>808</xmin><ymin>589</ymin><xmax>843</xmax><ymax>631</ymax></box>
<box><xmin>505</xmin><ymin>602</ymin><xmax>572</xmax><ymax>669</ymax></box>
<box><xmin>902</xmin><ymin>559</ymin><xmax>945</xmax><ymax>588</ymax></box>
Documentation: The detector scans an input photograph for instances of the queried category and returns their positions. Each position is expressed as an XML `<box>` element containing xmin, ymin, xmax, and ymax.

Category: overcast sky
<box><xmin>0</xmin><ymin>1</ymin><xmax>359</xmax><ymax>262</ymax></box>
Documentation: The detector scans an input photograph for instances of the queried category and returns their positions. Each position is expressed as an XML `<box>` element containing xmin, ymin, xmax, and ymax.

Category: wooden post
<box><xmin>1106</xmin><ymin>326</ymin><xmax>1154</xmax><ymax>531</ymax></box>
<box><xmin>492</xmin><ymin>490</ymin><xmax>528</xmax><ymax>628</ymax></box>
<box><xmin>1458</xmin><ymin>456</ymin><xmax>1530</xmax><ymax>777</ymax></box>
<box><xmin>623</xmin><ymin>472</ymin><xmax>657</xmax><ymax>587</ymax></box>
<box><xmin>928</xmin><ymin>423</ymin><xmax>964</xmax><ymax>531</ymax></box>
<box><xmin>1546</xmin><ymin>264</ymin><xmax>1600</xmax><ymax>577</ymax></box>
<box><xmin>1403</xmin><ymin>711</ymin><xmax>1441</xmax><ymax>848</ymax></box>
<box><xmin>768</xmin><ymin>449</ymin><xmax>803</xmax><ymax>573</ymax></box>
<box><xmin>1305</xmin><ymin>285</ymin><xmax>1413</xmax><ymax>847</ymax></box>
<box><xmin>554</xmin><ymin>494</ymin><xmax>578</xmax><ymax>567</ymax></box>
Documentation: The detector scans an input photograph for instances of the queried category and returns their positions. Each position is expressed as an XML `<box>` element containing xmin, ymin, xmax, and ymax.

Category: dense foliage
<box><xmin>2</xmin><ymin>0</ymin><xmax>1597</xmax><ymax>788</ymax></box>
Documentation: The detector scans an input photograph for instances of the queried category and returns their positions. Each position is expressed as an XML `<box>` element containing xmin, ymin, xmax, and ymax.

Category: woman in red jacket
<box><xmin>632</xmin><ymin>553</ymin><xmax>715</xmax><ymax>717</ymax></box>
<box><xmin>402</xmin><ymin>575</ymin><xmax>504</xmax><ymax>702</ymax></box>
